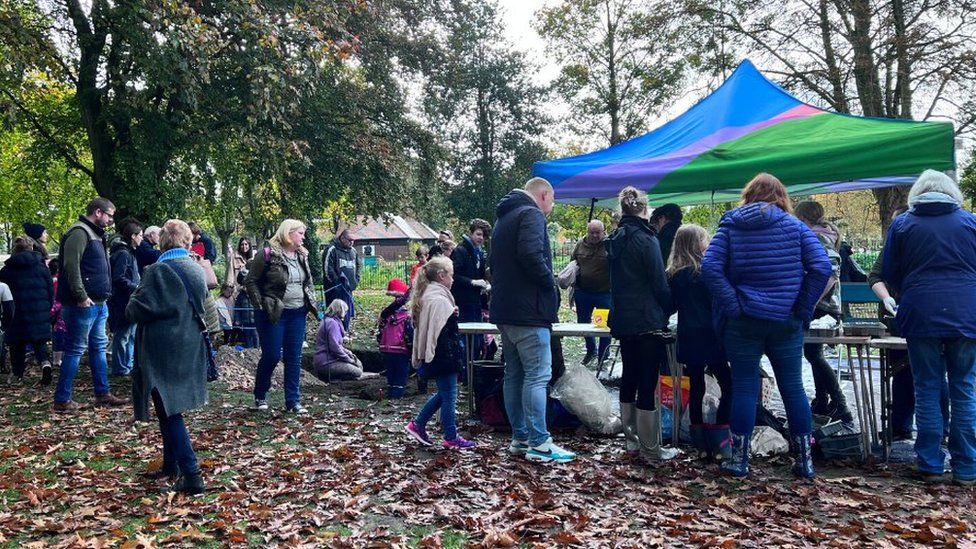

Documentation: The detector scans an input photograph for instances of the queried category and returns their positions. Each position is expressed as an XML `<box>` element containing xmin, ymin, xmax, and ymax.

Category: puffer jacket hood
<box><xmin>720</xmin><ymin>202</ymin><xmax>788</xmax><ymax>230</ymax></box>
<box><xmin>5</xmin><ymin>250</ymin><xmax>43</xmax><ymax>269</ymax></box>
<box><xmin>110</xmin><ymin>239</ymin><xmax>131</xmax><ymax>255</ymax></box>
<box><xmin>495</xmin><ymin>189</ymin><xmax>537</xmax><ymax>219</ymax></box>
<box><xmin>912</xmin><ymin>200</ymin><xmax>959</xmax><ymax>217</ymax></box>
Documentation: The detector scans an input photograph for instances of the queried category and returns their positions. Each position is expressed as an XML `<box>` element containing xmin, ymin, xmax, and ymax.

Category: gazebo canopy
<box><xmin>533</xmin><ymin>60</ymin><xmax>956</xmax><ymax>207</ymax></box>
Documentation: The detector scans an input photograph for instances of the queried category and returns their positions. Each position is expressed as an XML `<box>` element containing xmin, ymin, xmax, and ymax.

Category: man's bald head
<box><xmin>585</xmin><ymin>219</ymin><xmax>605</xmax><ymax>243</ymax></box>
<box><xmin>524</xmin><ymin>177</ymin><xmax>555</xmax><ymax>215</ymax></box>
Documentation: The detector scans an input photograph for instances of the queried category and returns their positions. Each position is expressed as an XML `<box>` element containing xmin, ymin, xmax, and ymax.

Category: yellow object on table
<box><xmin>591</xmin><ymin>308</ymin><xmax>609</xmax><ymax>328</ymax></box>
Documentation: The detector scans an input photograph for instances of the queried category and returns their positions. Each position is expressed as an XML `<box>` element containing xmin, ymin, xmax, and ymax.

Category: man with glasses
<box><xmin>53</xmin><ymin>197</ymin><xmax>128</xmax><ymax>413</ymax></box>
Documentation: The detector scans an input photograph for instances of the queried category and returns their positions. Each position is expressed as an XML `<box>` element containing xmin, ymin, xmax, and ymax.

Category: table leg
<box><xmin>667</xmin><ymin>342</ymin><xmax>681</xmax><ymax>446</ymax></box>
<box><xmin>846</xmin><ymin>345</ymin><xmax>870</xmax><ymax>461</ymax></box>
<box><xmin>466</xmin><ymin>333</ymin><xmax>475</xmax><ymax>419</ymax></box>
<box><xmin>859</xmin><ymin>345</ymin><xmax>879</xmax><ymax>452</ymax></box>
<box><xmin>879</xmin><ymin>349</ymin><xmax>891</xmax><ymax>462</ymax></box>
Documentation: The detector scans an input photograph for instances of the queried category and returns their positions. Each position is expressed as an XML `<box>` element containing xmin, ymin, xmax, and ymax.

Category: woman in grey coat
<box><xmin>126</xmin><ymin>219</ymin><xmax>219</xmax><ymax>494</ymax></box>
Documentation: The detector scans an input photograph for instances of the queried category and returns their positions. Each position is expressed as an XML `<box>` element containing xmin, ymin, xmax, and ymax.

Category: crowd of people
<box><xmin>2</xmin><ymin>167</ymin><xmax>975</xmax><ymax>492</ymax></box>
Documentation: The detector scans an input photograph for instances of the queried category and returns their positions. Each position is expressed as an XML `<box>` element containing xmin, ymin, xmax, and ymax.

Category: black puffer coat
<box><xmin>0</xmin><ymin>251</ymin><xmax>54</xmax><ymax>342</ymax></box>
<box><xmin>605</xmin><ymin>215</ymin><xmax>672</xmax><ymax>338</ymax></box>
<box><xmin>488</xmin><ymin>190</ymin><xmax>558</xmax><ymax>327</ymax></box>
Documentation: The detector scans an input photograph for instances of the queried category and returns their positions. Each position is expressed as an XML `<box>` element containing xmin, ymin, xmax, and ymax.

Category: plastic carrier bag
<box><xmin>551</xmin><ymin>362</ymin><xmax>622</xmax><ymax>435</ymax></box>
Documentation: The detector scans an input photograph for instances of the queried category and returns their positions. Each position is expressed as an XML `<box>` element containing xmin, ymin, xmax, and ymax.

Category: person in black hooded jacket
<box><xmin>108</xmin><ymin>219</ymin><xmax>143</xmax><ymax>376</ymax></box>
<box><xmin>606</xmin><ymin>186</ymin><xmax>678</xmax><ymax>462</ymax></box>
<box><xmin>0</xmin><ymin>236</ymin><xmax>54</xmax><ymax>384</ymax></box>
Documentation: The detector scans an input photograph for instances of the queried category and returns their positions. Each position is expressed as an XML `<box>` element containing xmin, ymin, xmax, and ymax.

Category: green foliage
<box><xmin>961</xmin><ymin>151</ymin><xmax>976</xmax><ymax>209</ymax></box>
<box><xmin>424</xmin><ymin>0</ymin><xmax>550</xmax><ymax>225</ymax></box>
<box><xmin>535</xmin><ymin>0</ymin><xmax>687</xmax><ymax>145</ymax></box>
<box><xmin>683</xmin><ymin>203</ymin><xmax>730</xmax><ymax>232</ymax></box>
<box><xmin>0</xmin><ymin>80</ymin><xmax>94</xmax><ymax>249</ymax></box>
<box><xmin>548</xmin><ymin>204</ymin><xmax>614</xmax><ymax>239</ymax></box>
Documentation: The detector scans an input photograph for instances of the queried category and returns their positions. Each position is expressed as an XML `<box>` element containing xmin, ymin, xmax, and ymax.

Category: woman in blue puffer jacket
<box><xmin>702</xmin><ymin>173</ymin><xmax>831</xmax><ymax>479</ymax></box>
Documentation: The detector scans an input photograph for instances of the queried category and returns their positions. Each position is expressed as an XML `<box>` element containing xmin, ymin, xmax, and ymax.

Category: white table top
<box><xmin>458</xmin><ymin>322</ymin><xmax>610</xmax><ymax>338</ymax></box>
<box><xmin>869</xmin><ymin>336</ymin><xmax>908</xmax><ymax>350</ymax></box>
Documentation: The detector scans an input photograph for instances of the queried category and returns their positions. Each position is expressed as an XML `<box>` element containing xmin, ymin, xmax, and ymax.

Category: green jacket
<box><xmin>244</xmin><ymin>244</ymin><xmax>318</xmax><ymax>324</ymax></box>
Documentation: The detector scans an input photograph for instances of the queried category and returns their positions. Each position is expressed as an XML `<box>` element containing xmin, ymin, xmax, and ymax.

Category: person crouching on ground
<box><xmin>405</xmin><ymin>257</ymin><xmax>475</xmax><ymax>449</ymax></box>
<box><xmin>666</xmin><ymin>224</ymin><xmax>732</xmax><ymax>461</ymax></box>
<box><xmin>379</xmin><ymin>278</ymin><xmax>412</xmax><ymax>397</ymax></box>
<box><xmin>314</xmin><ymin>299</ymin><xmax>364</xmax><ymax>381</ymax></box>
<box><xmin>606</xmin><ymin>186</ymin><xmax>680</xmax><ymax>462</ymax></box>
<box><xmin>126</xmin><ymin>219</ymin><xmax>219</xmax><ymax>494</ymax></box>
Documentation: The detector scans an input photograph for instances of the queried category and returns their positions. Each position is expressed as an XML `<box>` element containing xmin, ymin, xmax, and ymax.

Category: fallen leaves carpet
<box><xmin>1</xmin><ymin>376</ymin><xmax>974</xmax><ymax>548</ymax></box>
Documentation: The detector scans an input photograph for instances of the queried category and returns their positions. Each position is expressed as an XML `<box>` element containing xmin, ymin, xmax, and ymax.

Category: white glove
<box><xmin>481</xmin><ymin>282</ymin><xmax>491</xmax><ymax>293</ymax></box>
<box><xmin>882</xmin><ymin>296</ymin><xmax>898</xmax><ymax>316</ymax></box>
<box><xmin>471</xmin><ymin>279</ymin><xmax>488</xmax><ymax>289</ymax></box>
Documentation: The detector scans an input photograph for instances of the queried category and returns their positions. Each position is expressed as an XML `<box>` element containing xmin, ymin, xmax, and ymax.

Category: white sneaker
<box><xmin>253</xmin><ymin>399</ymin><xmax>269</xmax><ymax>410</ymax></box>
<box><xmin>526</xmin><ymin>438</ymin><xmax>576</xmax><ymax>463</ymax></box>
<box><xmin>508</xmin><ymin>439</ymin><xmax>530</xmax><ymax>455</ymax></box>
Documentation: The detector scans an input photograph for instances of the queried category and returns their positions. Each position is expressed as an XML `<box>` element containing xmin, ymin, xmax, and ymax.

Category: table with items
<box><xmin>458</xmin><ymin>321</ymin><xmax>905</xmax><ymax>460</ymax></box>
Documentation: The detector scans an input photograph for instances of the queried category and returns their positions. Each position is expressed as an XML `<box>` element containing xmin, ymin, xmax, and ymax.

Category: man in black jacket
<box><xmin>452</xmin><ymin>218</ymin><xmax>491</xmax><ymax>358</ymax></box>
<box><xmin>489</xmin><ymin>177</ymin><xmax>575</xmax><ymax>464</ymax></box>
<box><xmin>323</xmin><ymin>229</ymin><xmax>361</xmax><ymax>330</ymax></box>
<box><xmin>53</xmin><ymin>197</ymin><xmax>128</xmax><ymax>413</ymax></box>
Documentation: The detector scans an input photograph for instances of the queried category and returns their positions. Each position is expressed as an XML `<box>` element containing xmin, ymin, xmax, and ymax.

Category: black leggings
<box><xmin>619</xmin><ymin>334</ymin><xmax>663</xmax><ymax>410</ymax></box>
<box><xmin>686</xmin><ymin>361</ymin><xmax>732</xmax><ymax>425</ymax></box>
<box><xmin>9</xmin><ymin>340</ymin><xmax>49</xmax><ymax>378</ymax></box>
<box><xmin>805</xmin><ymin>343</ymin><xmax>845</xmax><ymax>403</ymax></box>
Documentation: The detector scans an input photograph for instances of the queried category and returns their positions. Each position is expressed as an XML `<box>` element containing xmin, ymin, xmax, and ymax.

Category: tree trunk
<box><xmin>68</xmin><ymin>0</ymin><xmax>116</xmax><ymax>202</ymax></box>
<box><xmin>873</xmin><ymin>186</ymin><xmax>909</xmax><ymax>235</ymax></box>
<box><xmin>605</xmin><ymin>0</ymin><xmax>621</xmax><ymax>145</ymax></box>
<box><xmin>818</xmin><ymin>0</ymin><xmax>849</xmax><ymax>113</ymax></box>
<box><xmin>890</xmin><ymin>0</ymin><xmax>912</xmax><ymax>119</ymax></box>
<box><xmin>848</xmin><ymin>0</ymin><xmax>884</xmax><ymax>117</ymax></box>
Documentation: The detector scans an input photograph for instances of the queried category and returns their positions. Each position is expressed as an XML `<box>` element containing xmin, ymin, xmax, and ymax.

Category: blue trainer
<box><xmin>525</xmin><ymin>438</ymin><xmax>576</xmax><ymax>463</ymax></box>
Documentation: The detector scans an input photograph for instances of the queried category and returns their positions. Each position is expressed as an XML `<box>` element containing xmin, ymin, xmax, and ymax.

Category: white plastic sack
<box><xmin>678</xmin><ymin>373</ymin><xmax>721</xmax><ymax>441</ymax></box>
<box><xmin>551</xmin><ymin>362</ymin><xmax>621</xmax><ymax>435</ymax></box>
<box><xmin>750</xmin><ymin>426</ymin><xmax>788</xmax><ymax>456</ymax></box>
<box><xmin>557</xmin><ymin>260</ymin><xmax>578</xmax><ymax>290</ymax></box>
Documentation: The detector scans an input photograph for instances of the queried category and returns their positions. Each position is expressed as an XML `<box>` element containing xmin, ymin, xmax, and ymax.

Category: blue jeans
<box><xmin>55</xmin><ymin>304</ymin><xmax>110</xmax><ymax>402</ymax></box>
<box><xmin>384</xmin><ymin>352</ymin><xmax>410</xmax><ymax>399</ymax></box>
<box><xmin>574</xmin><ymin>289</ymin><xmax>611</xmax><ymax>356</ymax></box>
<box><xmin>111</xmin><ymin>322</ymin><xmax>136</xmax><ymax>375</ymax></box>
<box><xmin>500</xmin><ymin>325</ymin><xmax>552</xmax><ymax>447</ymax></box>
<box><xmin>415</xmin><ymin>373</ymin><xmax>458</xmax><ymax>440</ymax></box>
<box><xmin>723</xmin><ymin>315</ymin><xmax>812</xmax><ymax>438</ymax></box>
<box><xmin>906</xmin><ymin>337</ymin><xmax>976</xmax><ymax>479</ymax></box>
<box><xmin>890</xmin><ymin>352</ymin><xmax>951</xmax><ymax>435</ymax></box>
<box><xmin>254</xmin><ymin>307</ymin><xmax>307</xmax><ymax>408</ymax></box>
<box><xmin>152</xmin><ymin>389</ymin><xmax>199</xmax><ymax>475</ymax></box>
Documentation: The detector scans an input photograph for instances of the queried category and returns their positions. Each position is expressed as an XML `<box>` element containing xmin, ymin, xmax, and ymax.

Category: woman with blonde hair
<box><xmin>313</xmin><ymin>299</ymin><xmax>364</xmax><ymax>380</ymax></box>
<box><xmin>701</xmin><ymin>173</ymin><xmax>832</xmax><ymax>478</ymax></box>
<box><xmin>606</xmin><ymin>186</ymin><xmax>679</xmax><ymax>462</ymax></box>
<box><xmin>404</xmin><ymin>257</ymin><xmax>475</xmax><ymax>449</ymax></box>
<box><xmin>244</xmin><ymin>219</ymin><xmax>318</xmax><ymax>413</ymax></box>
<box><xmin>667</xmin><ymin>224</ymin><xmax>732</xmax><ymax>460</ymax></box>
<box><xmin>127</xmin><ymin>219</ymin><xmax>220</xmax><ymax>494</ymax></box>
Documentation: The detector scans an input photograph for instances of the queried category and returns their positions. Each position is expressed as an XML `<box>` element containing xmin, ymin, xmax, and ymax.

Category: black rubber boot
<box><xmin>720</xmin><ymin>433</ymin><xmax>749</xmax><ymax>477</ymax></box>
<box><xmin>172</xmin><ymin>472</ymin><xmax>205</xmax><ymax>495</ymax></box>
<box><xmin>790</xmin><ymin>434</ymin><xmax>816</xmax><ymax>479</ymax></box>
